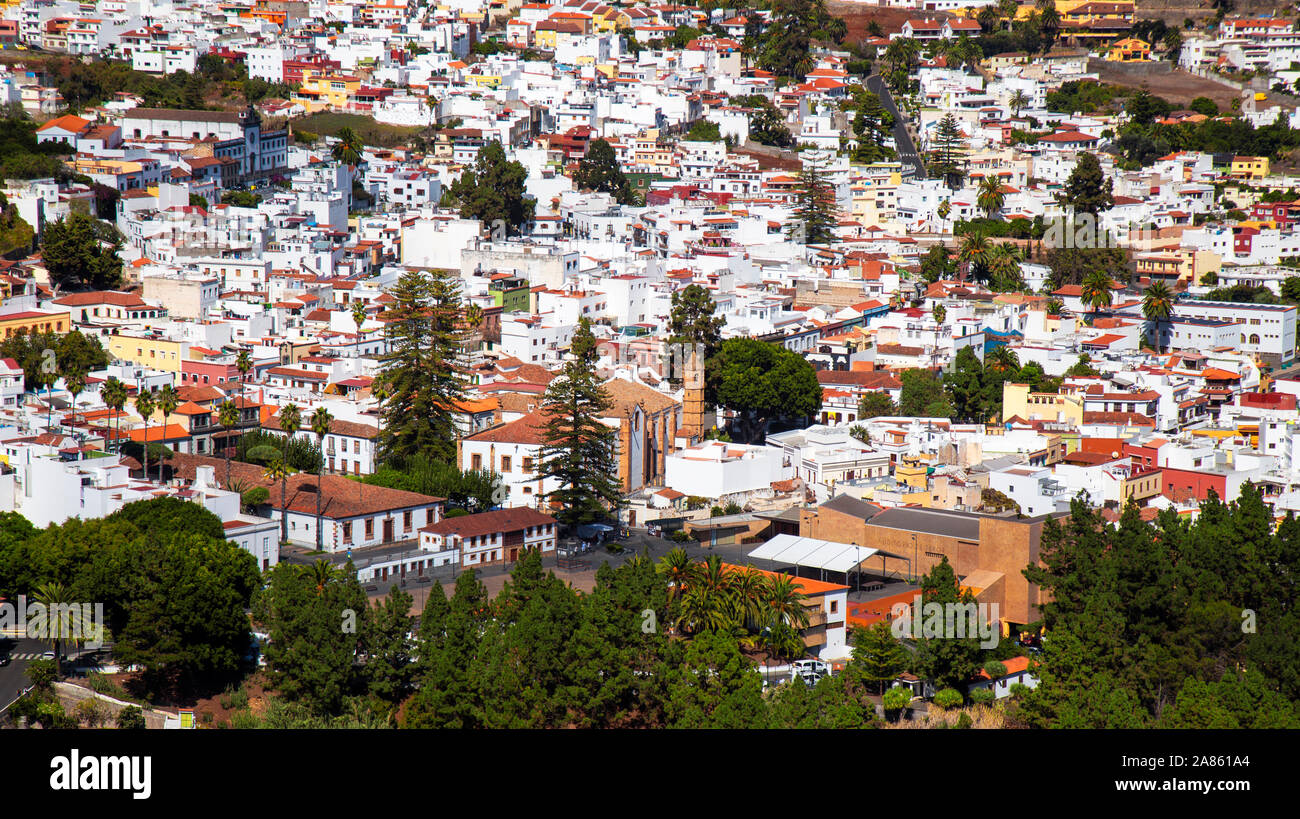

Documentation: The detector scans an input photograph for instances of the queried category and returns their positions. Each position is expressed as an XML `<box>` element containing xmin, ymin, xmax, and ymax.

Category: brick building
<box><xmin>799</xmin><ymin>500</ymin><xmax>1061</xmax><ymax>629</ymax></box>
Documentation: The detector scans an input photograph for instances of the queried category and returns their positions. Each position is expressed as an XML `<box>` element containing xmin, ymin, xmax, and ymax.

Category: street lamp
<box><xmin>911</xmin><ymin>533</ymin><xmax>918</xmax><ymax>583</ymax></box>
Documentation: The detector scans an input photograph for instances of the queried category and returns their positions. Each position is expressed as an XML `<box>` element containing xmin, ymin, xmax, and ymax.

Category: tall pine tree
<box><xmin>788</xmin><ymin>156</ymin><xmax>837</xmax><ymax>245</ymax></box>
<box><xmin>375</xmin><ymin>269</ymin><xmax>467</xmax><ymax>466</ymax></box>
<box><xmin>539</xmin><ymin>317</ymin><xmax>622</xmax><ymax>529</ymax></box>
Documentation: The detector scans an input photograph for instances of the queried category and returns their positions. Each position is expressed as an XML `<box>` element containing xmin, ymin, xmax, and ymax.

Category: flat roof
<box><xmin>747</xmin><ymin>534</ymin><xmax>878</xmax><ymax>573</ymax></box>
<box><xmin>866</xmin><ymin>507</ymin><xmax>983</xmax><ymax>541</ymax></box>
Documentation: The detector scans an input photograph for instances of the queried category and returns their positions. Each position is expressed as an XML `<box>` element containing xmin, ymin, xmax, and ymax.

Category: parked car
<box><xmin>791</xmin><ymin>659</ymin><xmax>831</xmax><ymax>686</ymax></box>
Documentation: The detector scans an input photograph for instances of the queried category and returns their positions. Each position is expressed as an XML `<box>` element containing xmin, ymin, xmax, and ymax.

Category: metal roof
<box><xmin>747</xmin><ymin>534</ymin><xmax>877</xmax><ymax>573</ymax></box>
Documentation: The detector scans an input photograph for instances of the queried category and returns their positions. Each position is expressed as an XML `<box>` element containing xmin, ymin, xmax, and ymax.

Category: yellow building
<box><xmin>294</xmin><ymin>70</ymin><xmax>361</xmax><ymax>112</ymax></box>
<box><xmin>1134</xmin><ymin>248</ymin><xmax>1222</xmax><ymax>285</ymax></box>
<box><xmin>1230</xmin><ymin>156</ymin><xmax>1270</xmax><ymax>179</ymax></box>
<box><xmin>595</xmin><ymin>8</ymin><xmax>629</xmax><ymax>32</ymax></box>
<box><xmin>0</xmin><ymin>309</ymin><xmax>70</xmax><ymax>340</ymax></box>
<box><xmin>466</xmin><ymin>73</ymin><xmax>503</xmax><ymax>89</ymax></box>
<box><xmin>1002</xmin><ymin>382</ymin><xmax>1084</xmax><ymax>426</ymax></box>
<box><xmin>849</xmin><ymin>161</ymin><xmax>902</xmax><ymax>226</ymax></box>
<box><xmin>1106</xmin><ymin>37</ymin><xmax>1151</xmax><ymax>62</ymax></box>
<box><xmin>107</xmin><ymin>333</ymin><xmax>190</xmax><ymax>374</ymax></box>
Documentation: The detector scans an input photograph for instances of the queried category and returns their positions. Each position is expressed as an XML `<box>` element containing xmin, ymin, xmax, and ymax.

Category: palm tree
<box><xmin>976</xmin><ymin>175</ymin><xmax>1004</xmax><ymax>218</ymax></box>
<box><xmin>278</xmin><ymin>402</ymin><xmax>301</xmax><ymax>465</ymax></box>
<box><xmin>727</xmin><ymin>567</ymin><xmax>768</xmax><ymax>632</ymax></box>
<box><xmin>1009</xmin><ymin>88</ymin><xmax>1029</xmax><ymax>118</ymax></box>
<box><xmin>154</xmin><ymin>384</ymin><xmax>179</xmax><ymax>480</ymax></box>
<box><xmin>999</xmin><ymin>0</ymin><xmax>1019</xmax><ymax>30</ymax></box>
<box><xmin>989</xmin><ymin>242</ymin><xmax>1025</xmax><ymax>291</ymax></box>
<box><xmin>218</xmin><ymin>399</ymin><xmax>239</xmax><ymax>485</ymax></box>
<box><xmin>673</xmin><ymin>555</ymin><xmax>737</xmax><ymax>635</ymax></box>
<box><xmin>1081</xmin><ymin>270</ymin><xmax>1115</xmax><ymax>321</ymax></box>
<box><xmin>236</xmin><ymin>349</ymin><xmax>253</xmax><ymax>395</ymax></box>
<box><xmin>309</xmin><ymin>558</ymin><xmax>337</xmax><ymax>594</ymax></box>
<box><xmin>64</xmin><ymin>372</ymin><xmax>85</xmax><ymax>430</ymax></box>
<box><xmin>958</xmin><ymin>231</ymin><xmax>992</xmax><ymax>282</ymax></box>
<box><xmin>1142</xmin><ymin>280</ymin><xmax>1175</xmax><ymax>351</ymax></box>
<box><xmin>101</xmin><ymin>377</ymin><xmax>128</xmax><ymax>453</ymax></box>
<box><xmin>351</xmin><ymin>301</ymin><xmax>367</xmax><ymax>345</ymax></box>
<box><xmin>936</xmin><ymin>198</ymin><xmax>951</xmax><ymax>226</ymax></box>
<box><xmin>762</xmin><ymin>574</ymin><xmax>810</xmax><ymax>631</ymax></box>
<box><xmin>932</xmin><ymin>303</ymin><xmax>946</xmax><ymax>324</ymax></box>
<box><xmin>310</xmin><ymin>406</ymin><xmax>333</xmax><ymax>551</ymax></box>
<box><xmin>331</xmin><ymin>127</ymin><xmax>364</xmax><ymax>167</ymax></box>
<box><xmin>657</xmin><ymin>547</ymin><xmax>698</xmax><ymax>610</ymax></box>
<box><xmin>134</xmin><ymin>389</ymin><xmax>156</xmax><ymax>480</ymax></box>
<box><xmin>986</xmin><ymin>345</ymin><xmax>1021</xmax><ymax>374</ymax></box>
<box><xmin>465</xmin><ymin>302</ymin><xmax>483</xmax><ymax>333</ymax></box>
<box><xmin>31</xmin><ymin>581</ymin><xmax>96</xmax><ymax>677</ymax></box>
<box><xmin>264</xmin><ymin>456</ymin><xmax>296</xmax><ymax>546</ymax></box>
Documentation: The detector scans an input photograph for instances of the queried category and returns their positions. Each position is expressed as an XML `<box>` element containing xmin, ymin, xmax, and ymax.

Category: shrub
<box><xmin>74</xmin><ymin>698</ymin><xmax>108</xmax><ymax>727</ymax></box>
<box><xmin>230</xmin><ymin>709</ymin><xmax>260</xmax><ymax>729</ymax></box>
<box><xmin>954</xmin><ymin>711</ymin><xmax>974</xmax><ymax>729</ymax></box>
<box><xmin>883</xmin><ymin>686</ymin><xmax>912</xmax><ymax>713</ymax></box>
<box><xmin>970</xmin><ymin>688</ymin><xmax>995</xmax><ymax>705</ymax></box>
<box><xmin>983</xmin><ymin>659</ymin><xmax>1008</xmax><ymax>680</ymax></box>
<box><xmin>241</xmin><ymin>486</ymin><xmax>270</xmax><ymax>510</ymax></box>
<box><xmin>932</xmin><ymin>688</ymin><xmax>964</xmax><ymax>709</ymax></box>
<box><xmin>86</xmin><ymin>672</ymin><xmax>126</xmax><ymax>699</ymax></box>
<box><xmin>116</xmin><ymin>705</ymin><xmax>146</xmax><ymax>729</ymax></box>
<box><xmin>218</xmin><ymin>684</ymin><xmax>250</xmax><ymax>711</ymax></box>
<box><xmin>1009</xmin><ymin>682</ymin><xmax>1031</xmax><ymax>699</ymax></box>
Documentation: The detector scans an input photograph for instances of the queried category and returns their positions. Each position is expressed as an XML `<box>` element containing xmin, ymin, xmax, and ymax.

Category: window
<box><xmin>501</xmin><ymin>455</ymin><xmax>512</xmax><ymax>472</ymax></box>
<box><xmin>354</xmin><ymin>440</ymin><xmax>360</xmax><ymax>454</ymax></box>
<box><xmin>830</xmin><ymin>600</ymin><xmax>838</xmax><ymax>614</ymax></box>
<box><xmin>365</xmin><ymin>519</ymin><xmax>374</xmax><ymax>539</ymax></box>
<box><xmin>522</xmin><ymin>456</ymin><xmax>533</xmax><ymax>472</ymax></box>
<box><xmin>403</xmin><ymin>510</ymin><xmax>412</xmax><ymax>530</ymax></box>
<box><xmin>471</xmin><ymin>453</ymin><xmax>482</xmax><ymax>470</ymax></box>
<box><xmin>342</xmin><ymin>521</ymin><xmax>352</xmax><ymax>542</ymax></box>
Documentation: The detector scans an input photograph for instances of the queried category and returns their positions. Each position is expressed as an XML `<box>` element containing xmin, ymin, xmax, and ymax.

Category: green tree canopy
<box><xmin>445</xmin><ymin>141</ymin><xmax>535</xmax><ymax>235</ymax></box>
<box><xmin>571</xmin><ymin>138</ymin><xmax>639</xmax><ymax>205</ymax></box>
<box><xmin>712</xmin><ymin>338</ymin><xmax>822</xmax><ymax>442</ymax></box>
<box><xmin>40</xmin><ymin>211</ymin><xmax>124</xmax><ymax>291</ymax></box>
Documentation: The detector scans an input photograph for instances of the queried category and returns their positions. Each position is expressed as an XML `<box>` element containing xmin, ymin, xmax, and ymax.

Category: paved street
<box><xmin>866</xmin><ymin>74</ymin><xmax>924</xmax><ymax>179</ymax></box>
<box><xmin>0</xmin><ymin>637</ymin><xmax>41</xmax><ymax>712</ymax></box>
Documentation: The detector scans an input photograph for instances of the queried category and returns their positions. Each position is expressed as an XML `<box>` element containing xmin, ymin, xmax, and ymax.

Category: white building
<box><xmin>664</xmin><ymin>440</ymin><xmax>790</xmax><ymax>500</ymax></box>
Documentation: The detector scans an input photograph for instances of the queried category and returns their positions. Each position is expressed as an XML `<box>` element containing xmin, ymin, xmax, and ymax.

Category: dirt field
<box><xmin>1092</xmin><ymin>63</ymin><xmax>1288</xmax><ymax>113</ymax></box>
<box><xmin>828</xmin><ymin>1</ymin><xmax>953</xmax><ymax>41</ymax></box>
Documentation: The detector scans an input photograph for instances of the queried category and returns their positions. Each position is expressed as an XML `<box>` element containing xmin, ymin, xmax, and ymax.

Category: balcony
<box><xmin>803</xmin><ymin>608</ymin><xmax>828</xmax><ymax>628</ymax></box>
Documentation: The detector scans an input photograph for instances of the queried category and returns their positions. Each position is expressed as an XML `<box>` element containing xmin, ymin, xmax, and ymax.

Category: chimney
<box><xmin>195</xmin><ymin>464</ymin><xmax>215</xmax><ymax>491</ymax></box>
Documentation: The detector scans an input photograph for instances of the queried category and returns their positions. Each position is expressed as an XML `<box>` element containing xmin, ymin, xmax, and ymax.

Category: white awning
<box><xmin>747</xmin><ymin>534</ymin><xmax>877</xmax><ymax>573</ymax></box>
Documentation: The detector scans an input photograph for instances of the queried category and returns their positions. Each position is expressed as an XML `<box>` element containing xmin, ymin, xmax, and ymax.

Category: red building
<box><xmin>1250</xmin><ymin>200</ymin><xmax>1300</xmax><ymax>225</ymax></box>
<box><xmin>181</xmin><ymin>358</ymin><xmax>241</xmax><ymax>388</ymax></box>
<box><xmin>1160</xmin><ymin>466</ymin><xmax>1227</xmax><ymax>504</ymax></box>
<box><xmin>283</xmin><ymin>56</ymin><xmax>342</xmax><ymax>86</ymax></box>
